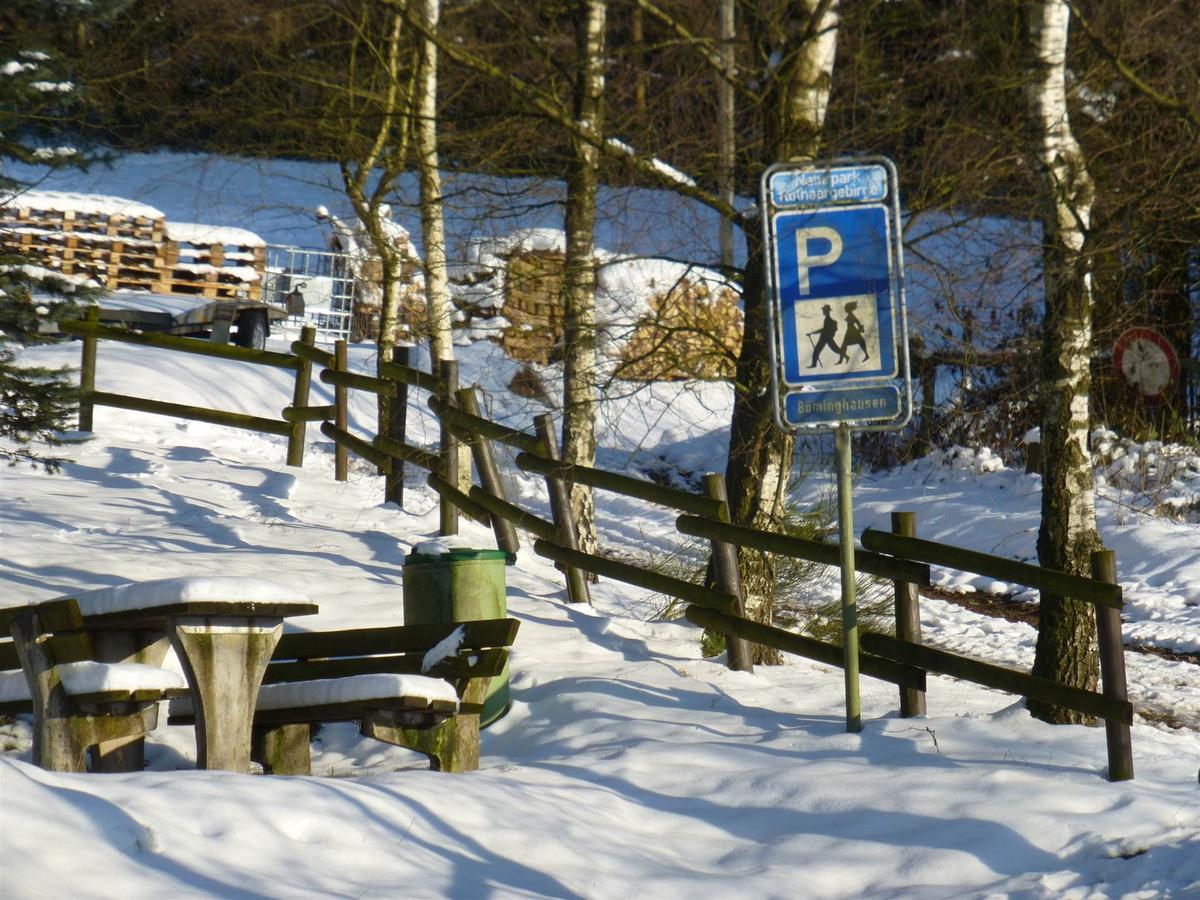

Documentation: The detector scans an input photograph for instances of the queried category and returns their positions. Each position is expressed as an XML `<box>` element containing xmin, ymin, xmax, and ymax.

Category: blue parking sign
<box><xmin>773</xmin><ymin>206</ymin><xmax>897</xmax><ymax>385</ymax></box>
<box><xmin>761</xmin><ymin>159</ymin><xmax>910</xmax><ymax>432</ymax></box>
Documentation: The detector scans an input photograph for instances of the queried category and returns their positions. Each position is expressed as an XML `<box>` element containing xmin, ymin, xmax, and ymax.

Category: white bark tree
<box><xmin>410</xmin><ymin>0</ymin><xmax>469</xmax><ymax>490</ymax></box>
<box><xmin>1026</xmin><ymin>0</ymin><xmax>1102</xmax><ymax>723</ymax></box>
<box><xmin>414</xmin><ymin>0</ymin><xmax>453</xmax><ymax>366</ymax></box>
<box><xmin>560</xmin><ymin>0</ymin><xmax>608</xmax><ymax>561</ymax></box>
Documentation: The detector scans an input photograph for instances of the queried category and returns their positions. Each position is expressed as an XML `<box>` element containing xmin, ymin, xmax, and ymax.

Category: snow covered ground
<box><xmin>2</xmin><ymin>332</ymin><xmax>1199</xmax><ymax>899</ymax></box>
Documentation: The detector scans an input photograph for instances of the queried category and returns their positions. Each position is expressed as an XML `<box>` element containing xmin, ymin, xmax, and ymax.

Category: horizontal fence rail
<box><xmin>62</xmin><ymin>318</ymin><xmax>299</xmax><ymax>369</ymax></box>
<box><xmin>380</xmin><ymin>360</ymin><xmax>441</xmax><ymax>394</ymax></box>
<box><xmin>678</xmin><ymin>515</ymin><xmax>931</xmax><ymax>586</ymax></box>
<box><xmin>426</xmin><ymin>472</ymin><xmax>492</xmax><ymax>525</ymax></box>
<box><xmin>468</xmin><ymin>487</ymin><xmax>558</xmax><ymax>542</ymax></box>
<box><xmin>290</xmin><ymin>341</ymin><xmax>336</xmax><ymax>369</ymax></box>
<box><xmin>427</xmin><ymin>396</ymin><xmax>543</xmax><ymax>454</ymax></box>
<box><xmin>373</xmin><ymin>435</ymin><xmax>439</xmax><ymax>471</ymax></box>
<box><xmin>282</xmin><ymin>404</ymin><xmax>336</xmax><ymax>423</ymax></box>
<box><xmin>861</xmin><ymin>529</ymin><xmax>1122</xmax><ymax>608</ymax></box>
<box><xmin>532</xmin><ymin>539</ymin><xmax>738</xmax><ymax>614</ymax></box>
<box><xmin>516</xmin><ymin>453</ymin><xmax>728</xmax><ymax>519</ymax></box>
<box><xmin>861</xmin><ymin>631</ymin><xmax>1133</xmax><ymax>724</ymax></box>
<box><xmin>320</xmin><ymin>368</ymin><xmax>395</xmax><ymax>397</ymax></box>
<box><xmin>91</xmin><ymin>391</ymin><xmax>293</xmax><ymax>437</ymax></box>
<box><xmin>686</xmin><ymin>607</ymin><xmax>926</xmax><ymax>691</ymax></box>
<box><xmin>320</xmin><ymin>422</ymin><xmax>393</xmax><ymax>472</ymax></box>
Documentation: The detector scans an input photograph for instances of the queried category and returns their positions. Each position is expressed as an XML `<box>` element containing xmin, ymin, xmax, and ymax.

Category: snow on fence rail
<box><xmin>55</xmin><ymin>323</ymin><xmax>1136</xmax><ymax>781</ymax></box>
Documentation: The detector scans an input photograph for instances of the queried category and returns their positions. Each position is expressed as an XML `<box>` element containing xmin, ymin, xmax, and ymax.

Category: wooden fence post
<box><xmin>702</xmin><ymin>473</ymin><xmax>753</xmax><ymax>672</ymax></box>
<box><xmin>534</xmin><ymin>413</ymin><xmax>590</xmax><ymax>605</ymax></box>
<box><xmin>1092</xmin><ymin>549</ymin><xmax>1133</xmax><ymax>782</ymax></box>
<box><xmin>386</xmin><ymin>346</ymin><xmax>410</xmax><ymax>506</ymax></box>
<box><xmin>334</xmin><ymin>340</ymin><xmax>348</xmax><ymax>482</ymax></box>
<box><xmin>78</xmin><ymin>306</ymin><xmax>100</xmax><ymax>432</ymax></box>
<box><xmin>892</xmin><ymin>511</ymin><xmax>927</xmax><ymax>717</ymax></box>
<box><xmin>286</xmin><ymin>325</ymin><xmax>315</xmax><ymax>467</ymax></box>
<box><xmin>457</xmin><ymin>387</ymin><xmax>519</xmax><ymax>555</ymax></box>
<box><xmin>438</xmin><ymin>359</ymin><xmax>459</xmax><ymax>536</ymax></box>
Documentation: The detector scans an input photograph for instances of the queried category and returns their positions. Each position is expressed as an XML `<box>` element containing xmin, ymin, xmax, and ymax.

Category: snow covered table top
<box><xmin>52</xmin><ymin>576</ymin><xmax>318</xmax><ymax>628</ymax></box>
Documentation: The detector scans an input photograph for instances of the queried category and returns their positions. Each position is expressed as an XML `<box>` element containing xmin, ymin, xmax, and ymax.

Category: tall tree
<box><xmin>413</xmin><ymin>0</ymin><xmax>453</xmax><ymax>366</ymax></box>
<box><xmin>1025</xmin><ymin>0</ymin><xmax>1101</xmax><ymax>723</ymax></box>
<box><xmin>723</xmin><ymin>0</ymin><xmax>840</xmax><ymax>660</ymax></box>
<box><xmin>717</xmin><ymin>0</ymin><xmax>736</xmax><ymax>271</ymax></box>
<box><xmin>560</xmin><ymin>0</ymin><xmax>608</xmax><ymax>560</ymax></box>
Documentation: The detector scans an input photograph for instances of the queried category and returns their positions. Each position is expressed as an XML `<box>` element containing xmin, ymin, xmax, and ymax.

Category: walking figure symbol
<box><xmin>807</xmin><ymin>301</ymin><xmax>871</xmax><ymax>368</ymax></box>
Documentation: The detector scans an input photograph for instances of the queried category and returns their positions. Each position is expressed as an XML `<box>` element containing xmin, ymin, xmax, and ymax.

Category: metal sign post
<box><xmin>760</xmin><ymin>157</ymin><xmax>911</xmax><ymax>733</ymax></box>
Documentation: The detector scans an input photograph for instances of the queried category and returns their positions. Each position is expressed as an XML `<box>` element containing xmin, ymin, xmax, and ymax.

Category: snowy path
<box><xmin>2</xmin><ymin>338</ymin><xmax>1199</xmax><ymax>897</ymax></box>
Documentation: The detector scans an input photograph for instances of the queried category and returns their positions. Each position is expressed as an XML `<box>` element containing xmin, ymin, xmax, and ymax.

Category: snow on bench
<box><xmin>0</xmin><ymin>661</ymin><xmax>185</xmax><ymax>704</ymax></box>
<box><xmin>168</xmin><ymin>672</ymin><xmax>460</xmax><ymax>716</ymax></box>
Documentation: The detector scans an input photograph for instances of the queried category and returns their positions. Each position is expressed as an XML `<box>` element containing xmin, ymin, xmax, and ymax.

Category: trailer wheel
<box><xmin>234</xmin><ymin>311</ymin><xmax>268</xmax><ymax>350</ymax></box>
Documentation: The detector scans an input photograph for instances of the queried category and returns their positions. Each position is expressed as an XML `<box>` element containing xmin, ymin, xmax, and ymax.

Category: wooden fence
<box><xmin>61</xmin><ymin>319</ymin><xmax>1135</xmax><ymax>781</ymax></box>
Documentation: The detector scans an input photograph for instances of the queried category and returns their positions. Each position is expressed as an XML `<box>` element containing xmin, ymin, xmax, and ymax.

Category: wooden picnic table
<box><xmin>46</xmin><ymin>579</ymin><xmax>318</xmax><ymax>772</ymax></box>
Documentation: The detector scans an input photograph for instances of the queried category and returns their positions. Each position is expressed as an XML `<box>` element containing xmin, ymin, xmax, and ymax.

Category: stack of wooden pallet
<box><xmin>1</xmin><ymin>191</ymin><xmax>266</xmax><ymax>299</ymax></box>
<box><xmin>0</xmin><ymin>190</ymin><xmax>165</xmax><ymax>288</ymax></box>
<box><xmin>161</xmin><ymin>222</ymin><xmax>265</xmax><ymax>301</ymax></box>
<box><xmin>501</xmin><ymin>249</ymin><xmax>566</xmax><ymax>364</ymax></box>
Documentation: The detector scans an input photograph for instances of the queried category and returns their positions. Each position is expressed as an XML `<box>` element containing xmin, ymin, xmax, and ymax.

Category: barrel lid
<box><xmin>407</xmin><ymin>540</ymin><xmax>513</xmax><ymax>564</ymax></box>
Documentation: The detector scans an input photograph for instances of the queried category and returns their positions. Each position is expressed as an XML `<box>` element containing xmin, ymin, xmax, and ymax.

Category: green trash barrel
<box><xmin>403</xmin><ymin>545</ymin><xmax>512</xmax><ymax>727</ymax></box>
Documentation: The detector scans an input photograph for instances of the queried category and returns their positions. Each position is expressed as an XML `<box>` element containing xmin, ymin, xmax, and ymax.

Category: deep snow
<box><xmin>1</xmin><ymin>331</ymin><xmax>1199</xmax><ymax>899</ymax></box>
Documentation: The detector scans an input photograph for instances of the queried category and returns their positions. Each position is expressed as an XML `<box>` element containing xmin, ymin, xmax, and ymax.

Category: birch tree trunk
<box><xmin>415</xmin><ymin>0</ymin><xmax>452</xmax><ymax>366</ymax></box>
<box><xmin>413</xmin><ymin>0</ymin><xmax>467</xmax><ymax>488</ymax></box>
<box><xmin>1026</xmin><ymin>0</ymin><xmax>1102</xmax><ymax>724</ymax></box>
<box><xmin>725</xmin><ymin>0</ymin><xmax>838</xmax><ymax>663</ymax></box>
<box><xmin>560</xmin><ymin>0</ymin><xmax>606</xmax><ymax>561</ymax></box>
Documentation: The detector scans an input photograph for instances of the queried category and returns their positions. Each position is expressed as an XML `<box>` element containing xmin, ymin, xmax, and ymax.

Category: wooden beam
<box><xmin>320</xmin><ymin>422</ymin><xmax>393</xmax><ymax>472</ymax></box>
<box><xmin>685</xmin><ymin>606</ymin><xmax>926</xmax><ymax>691</ymax></box>
<box><xmin>532</xmin><ymin>539</ymin><xmax>736</xmax><ymax>613</ymax></box>
<box><xmin>517</xmin><ymin>452</ymin><xmax>727</xmax><ymax>519</ymax></box>
<box><xmin>677</xmin><ymin>515</ymin><xmax>931</xmax><ymax>586</ymax></box>
<box><xmin>60</xmin><ymin>318</ymin><xmax>299</xmax><ymax>368</ymax></box>
<box><xmin>860</xmin><ymin>529</ymin><xmax>1121</xmax><ymax>608</ymax></box>
<box><xmin>860</xmin><ymin>631</ymin><xmax>1132</xmax><ymax>724</ymax></box>
<box><xmin>92</xmin><ymin>391</ymin><xmax>293</xmax><ymax>437</ymax></box>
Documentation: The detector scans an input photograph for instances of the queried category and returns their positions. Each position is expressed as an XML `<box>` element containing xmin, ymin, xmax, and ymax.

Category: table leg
<box><xmin>91</xmin><ymin>630</ymin><xmax>171</xmax><ymax>772</ymax></box>
<box><xmin>168</xmin><ymin>617</ymin><xmax>282</xmax><ymax>772</ymax></box>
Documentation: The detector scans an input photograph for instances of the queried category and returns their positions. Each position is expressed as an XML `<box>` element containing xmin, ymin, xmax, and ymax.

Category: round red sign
<box><xmin>1113</xmin><ymin>327</ymin><xmax>1179</xmax><ymax>405</ymax></box>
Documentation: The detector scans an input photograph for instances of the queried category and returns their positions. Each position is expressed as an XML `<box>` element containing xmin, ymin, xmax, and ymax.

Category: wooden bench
<box><xmin>0</xmin><ymin>599</ymin><xmax>188</xmax><ymax>772</ymax></box>
<box><xmin>169</xmin><ymin>617</ymin><xmax>520</xmax><ymax>775</ymax></box>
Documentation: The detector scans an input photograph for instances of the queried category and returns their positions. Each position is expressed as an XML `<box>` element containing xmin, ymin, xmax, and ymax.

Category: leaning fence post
<box><xmin>333</xmin><ymin>339</ymin><xmax>349</xmax><ymax>482</ymax></box>
<box><xmin>457</xmin><ymin>387</ymin><xmax>519</xmax><ymax>555</ymax></box>
<box><xmin>534</xmin><ymin>413</ymin><xmax>590</xmax><ymax>605</ymax></box>
<box><xmin>438</xmin><ymin>359</ymin><xmax>459</xmax><ymax>536</ymax></box>
<box><xmin>702</xmin><ymin>473</ymin><xmax>753</xmax><ymax>672</ymax></box>
<box><xmin>1092</xmin><ymin>549</ymin><xmax>1133</xmax><ymax>782</ymax></box>
<box><xmin>385</xmin><ymin>346</ymin><xmax>410</xmax><ymax>506</ymax></box>
<box><xmin>286</xmin><ymin>325</ymin><xmax>315</xmax><ymax>467</ymax></box>
<box><xmin>891</xmin><ymin>511</ymin><xmax>927</xmax><ymax>717</ymax></box>
<box><xmin>78</xmin><ymin>306</ymin><xmax>100</xmax><ymax>432</ymax></box>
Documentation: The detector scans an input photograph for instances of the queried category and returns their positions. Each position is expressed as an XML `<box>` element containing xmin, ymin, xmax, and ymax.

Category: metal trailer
<box><xmin>88</xmin><ymin>291</ymin><xmax>295</xmax><ymax>350</ymax></box>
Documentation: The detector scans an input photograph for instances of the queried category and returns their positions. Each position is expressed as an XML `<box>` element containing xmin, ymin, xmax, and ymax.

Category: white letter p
<box><xmin>794</xmin><ymin>227</ymin><xmax>842</xmax><ymax>295</ymax></box>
